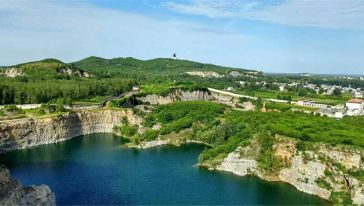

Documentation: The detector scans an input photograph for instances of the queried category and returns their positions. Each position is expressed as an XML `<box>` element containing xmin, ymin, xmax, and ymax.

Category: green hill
<box><xmin>72</xmin><ymin>56</ymin><xmax>254</xmax><ymax>76</ymax></box>
<box><xmin>0</xmin><ymin>56</ymin><xmax>256</xmax><ymax>105</ymax></box>
<box><xmin>3</xmin><ymin>58</ymin><xmax>92</xmax><ymax>79</ymax></box>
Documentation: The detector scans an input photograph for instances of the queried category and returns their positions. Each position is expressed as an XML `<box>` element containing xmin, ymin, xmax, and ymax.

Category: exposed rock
<box><xmin>56</xmin><ymin>67</ymin><xmax>92</xmax><ymax>78</ymax></box>
<box><xmin>215</xmin><ymin>136</ymin><xmax>364</xmax><ymax>205</ymax></box>
<box><xmin>137</xmin><ymin>90</ymin><xmax>212</xmax><ymax>105</ymax></box>
<box><xmin>319</xmin><ymin>147</ymin><xmax>361</xmax><ymax>170</ymax></box>
<box><xmin>349</xmin><ymin>177</ymin><xmax>364</xmax><ymax>205</ymax></box>
<box><xmin>0</xmin><ymin>165</ymin><xmax>55</xmax><ymax>205</ymax></box>
<box><xmin>137</xmin><ymin>94</ymin><xmax>174</xmax><ymax>105</ymax></box>
<box><xmin>1</xmin><ymin>68</ymin><xmax>23</xmax><ymax>78</ymax></box>
<box><xmin>216</xmin><ymin>147</ymin><xmax>258</xmax><ymax>176</ymax></box>
<box><xmin>228</xmin><ymin>71</ymin><xmax>243</xmax><ymax>77</ymax></box>
<box><xmin>137</xmin><ymin>89</ymin><xmax>251</xmax><ymax>109</ymax></box>
<box><xmin>132</xmin><ymin>139</ymin><xmax>170</xmax><ymax>149</ymax></box>
<box><xmin>279</xmin><ymin>155</ymin><xmax>331</xmax><ymax>199</ymax></box>
<box><xmin>185</xmin><ymin>71</ymin><xmax>224</xmax><ymax>78</ymax></box>
<box><xmin>0</xmin><ymin>109</ymin><xmax>141</xmax><ymax>153</ymax></box>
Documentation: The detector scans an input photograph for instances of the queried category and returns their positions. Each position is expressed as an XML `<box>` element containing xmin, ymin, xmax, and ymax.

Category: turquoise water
<box><xmin>0</xmin><ymin>134</ymin><xmax>329</xmax><ymax>205</ymax></box>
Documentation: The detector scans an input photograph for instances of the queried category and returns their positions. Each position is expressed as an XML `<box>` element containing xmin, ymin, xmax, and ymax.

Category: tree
<box><xmin>55</xmin><ymin>99</ymin><xmax>66</xmax><ymax>112</ymax></box>
<box><xmin>332</xmin><ymin>88</ymin><xmax>342</xmax><ymax>97</ymax></box>
<box><xmin>255</xmin><ymin>97</ymin><xmax>264</xmax><ymax>110</ymax></box>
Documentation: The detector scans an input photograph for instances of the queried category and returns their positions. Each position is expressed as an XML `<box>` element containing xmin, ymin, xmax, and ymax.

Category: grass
<box><xmin>73</xmin><ymin>96</ymin><xmax>107</xmax><ymax>105</ymax></box>
<box><xmin>237</xmin><ymin>89</ymin><xmax>351</xmax><ymax>105</ymax></box>
<box><xmin>139</xmin><ymin>82</ymin><xmax>208</xmax><ymax>96</ymax></box>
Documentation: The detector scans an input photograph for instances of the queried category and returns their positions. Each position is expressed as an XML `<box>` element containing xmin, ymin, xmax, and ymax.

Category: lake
<box><xmin>0</xmin><ymin>133</ymin><xmax>329</xmax><ymax>205</ymax></box>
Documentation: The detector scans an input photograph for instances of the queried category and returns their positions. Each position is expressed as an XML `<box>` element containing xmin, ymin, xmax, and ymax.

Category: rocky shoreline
<box><xmin>0</xmin><ymin>107</ymin><xmax>363</xmax><ymax>205</ymax></box>
<box><xmin>0</xmin><ymin>165</ymin><xmax>55</xmax><ymax>205</ymax></box>
<box><xmin>133</xmin><ymin>136</ymin><xmax>364</xmax><ymax>205</ymax></box>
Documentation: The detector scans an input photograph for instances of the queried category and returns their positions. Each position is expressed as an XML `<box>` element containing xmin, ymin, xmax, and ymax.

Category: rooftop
<box><xmin>346</xmin><ymin>98</ymin><xmax>363</xmax><ymax>104</ymax></box>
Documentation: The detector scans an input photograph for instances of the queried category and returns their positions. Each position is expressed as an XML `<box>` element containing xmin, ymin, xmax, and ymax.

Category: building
<box><xmin>353</xmin><ymin>91</ymin><xmax>363</xmax><ymax>98</ymax></box>
<box><xmin>346</xmin><ymin>98</ymin><xmax>364</xmax><ymax>116</ymax></box>
<box><xmin>334</xmin><ymin>111</ymin><xmax>344</xmax><ymax>119</ymax></box>
<box><xmin>296</xmin><ymin>100</ymin><xmax>328</xmax><ymax>109</ymax></box>
<box><xmin>227</xmin><ymin>87</ymin><xmax>234</xmax><ymax>91</ymax></box>
<box><xmin>346</xmin><ymin>98</ymin><xmax>363</xmax><ymax>110</ymax></box>
<box><xmin>314</xmin><ymin>108</ymin><xmax>335</xmax><ymax>118</ymax></box>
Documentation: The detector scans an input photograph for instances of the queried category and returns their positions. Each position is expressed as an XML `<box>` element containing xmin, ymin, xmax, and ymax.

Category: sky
<box><xmin>0</xmin><ymin>0</ymin><xmax>364</xmax><ymax>74</ymax></box>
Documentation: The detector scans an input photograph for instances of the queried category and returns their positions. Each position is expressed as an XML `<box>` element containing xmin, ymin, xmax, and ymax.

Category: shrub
<box><xmin>142</xmin><ymin>129</ymin><xmax>159</xmax><ymax>141</ymax></box>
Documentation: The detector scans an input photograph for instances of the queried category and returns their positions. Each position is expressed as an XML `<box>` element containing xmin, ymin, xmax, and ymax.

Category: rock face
<box><xmin>0</xmin><ymin>109</ymin><xmax>141</xmax><ymax>153</ymax></box>
<box><xmin>215</xmin><ymin>136</ymin><xmax>364</xmax><ymax>205</ymax></box>
<box><xmin>1</xmin><ymin>68</ymin><xmax>23</xmax><ymax>78</ymax></box>
<box><xmin>56</xmin><ymin>67</ymin><xmax>92</xmax><ymax>78</ymax></box>
<box><xmin>137</xmin><ymin>89</ymin><xmax>246</xmax><ymax>108</ymax></box>
<box><xmin>185</xmin><ymin>71</ymin><xmax>224</xmax><ymax>78</ymax></box>
<box><xmin>0</xmin><ymin>165</ymin><xmax>55</xmax><ymax>205</ymax></box>
<box><xmin>217</xmin><ymin>148</ymin><xmax>258</xmax><ymax>176</ymax></box>
<box><xmin>137</xmin><ymin>90</ymin><xmax>212</xmax><ymax>105</ymax></box>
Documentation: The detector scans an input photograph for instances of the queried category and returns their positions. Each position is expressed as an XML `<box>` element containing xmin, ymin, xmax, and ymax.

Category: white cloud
<box><xmin>164</xmin><ymin>0</ymin><xmax>364</xmax><ymax>29</ymax></box>
<box><xmin>0</xmin><ymin>1</ymin><xmax>254</xmax><ymax>65</ymax></box>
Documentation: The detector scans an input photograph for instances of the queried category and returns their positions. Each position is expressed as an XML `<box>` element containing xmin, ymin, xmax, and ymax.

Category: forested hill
<box><xmin>0</xmin><ymin>56</ymin><xmax>255</xmax><ymax>105</ymax></box>
<box><xmin>0</xmin><ymin>58</ymin><xmax>134</xmax><ymax>105</ymax></box>
<box><xmin>72</xmin><ymin>56</ymin><xmax>255</xmax><ymax>76</ymax></box>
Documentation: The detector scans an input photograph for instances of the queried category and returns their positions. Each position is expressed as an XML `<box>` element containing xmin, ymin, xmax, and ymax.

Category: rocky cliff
<box><xmin>0</xmin><ymin>109</ymin><xmax>141</xmax><ymax>153</ymax></box>
<box><xmin>137</xmin><ymin>90</ymin><xmax>212</xmax><ymax>105</ymax></box>
<box><xmin>137</xmin><ymin>89</ymin><xmax>244</xmax><ymax>108</ymax></box>
<box><xmin>216</xmin><ymin>136</ymin><xmax>364</xmax><ymax>205</ymax></box>
<box><xmin>0</xmin><ymin>165</ymin><xmax>55</xmax><ymax>205</ymax></box>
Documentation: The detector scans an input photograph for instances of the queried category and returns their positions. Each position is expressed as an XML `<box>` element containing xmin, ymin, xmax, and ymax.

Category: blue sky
<box><xmin>0</xmin><ymin>0</ymin><xmax>364</xmax><ymax>74</ymax></box>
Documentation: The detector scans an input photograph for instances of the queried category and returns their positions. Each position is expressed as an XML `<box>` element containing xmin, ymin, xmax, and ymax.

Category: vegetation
<box><xmin>114</xmin><ymin>117</ymin><xmax>138</xmax><ymax>137</ymax></box>
<box><xmin>141</xmin><ymin>101</ymin><xmax>364</xmax><ymax>167</ymax></box>
<box><xmin>256</xmin><ymin>130</ymin><xmax>283</xmax><ymax>173</ymax></box>
<box><xmin>0</xmin><ymin>59</ymin><xmax>135</xmax><ymax>104</ymax></box>
<box><xmin>1</xmin><ymin>56</ymin><xmax>363</xmax><ymax>205</ymax></box>
<box><xmin>144</xmin><ymin>101</ymin><xmax>225</xmax><ymax>135</ymax></box>
<box><xmin>138</xmin><ymin>82</ymin><xmax>209</xmax><ymax>97</ymax></box>
<box><xmin>72</xmin><ymin>56</ymin><xmax>251</xmax><ymax>76</ymax></box>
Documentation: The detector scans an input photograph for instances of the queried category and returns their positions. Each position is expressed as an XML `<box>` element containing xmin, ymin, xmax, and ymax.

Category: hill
<box><xmin>1</xmin><ymin>58</ymin><xmax>92</xmax><ymax>79</ymax></box>
<box><xmin>72</xmin><ymin>56</ymin><xmax>255</xmax><ymax>76</ymax></box>
<box><xmin>0</xmin><ymin>56</ymin><xmax>257</xmax><ymax>105</ymax></box>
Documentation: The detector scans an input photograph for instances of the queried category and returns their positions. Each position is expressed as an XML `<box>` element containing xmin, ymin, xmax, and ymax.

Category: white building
<box><xmin>346</xmin><ymin>99</ymin><xmax>364</xmax><ymax>116</ymax></box>
<box><xmin>353</xmin><ymin>91</ymin><xmax>363</xmax><ymax>98</ymax></box>
<box><xmin>296</xmin><ymin>100</ymin><xmax>328</xmax><ymax>109</ymax></box>
<box><xmin>314</xmin><ymin>108</ymin><xmax>335</xmax><ymax>118</ymax></box>
<box><xmin>227</xmin><ymin>87</ymin><xmax>234</xmax><ymax>91</ymax></box>
<box><xmin>334</xmin><ymin>111</ymin><xmax>344</xmax><ymax>119</ymax></box>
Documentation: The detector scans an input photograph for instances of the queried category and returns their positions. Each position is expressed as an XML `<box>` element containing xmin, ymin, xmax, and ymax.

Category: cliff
<box><xmin>0</xmin><ymin>109</ymin><xmax>141</xmax><ymax>153</ymax></box>
<box><xmin>215</xmin><ymin>136</ymin><xmax>364</xmax><ymax>205</ymax></box>
<box><xmin>137</xmin><ymin>89</ymin><xmax>246</xmax><ymax>108</ymax></box>
<box><xmin>0</xmin><ymin>165</ymin><xmax>55</xmax><ymax>205</ymax></box>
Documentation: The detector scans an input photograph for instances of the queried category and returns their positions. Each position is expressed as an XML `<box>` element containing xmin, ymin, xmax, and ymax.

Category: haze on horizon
<box><xmin>1</xmin><ymin>0</ymin><xmax>364</xmax><ymax>75</ymax></box>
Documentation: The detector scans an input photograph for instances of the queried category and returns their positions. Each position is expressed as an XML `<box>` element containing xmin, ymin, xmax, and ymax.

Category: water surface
<box><xmin>0</xmin><ymin>134</ymin><xmax>329</xmax><ymax>205</ymax></box>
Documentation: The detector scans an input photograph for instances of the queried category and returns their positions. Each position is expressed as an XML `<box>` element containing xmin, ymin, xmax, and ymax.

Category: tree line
<box><xmin>0</xmin><ymin>78</ymin><xmax>134</xmax><ymax>104</ymax></box>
